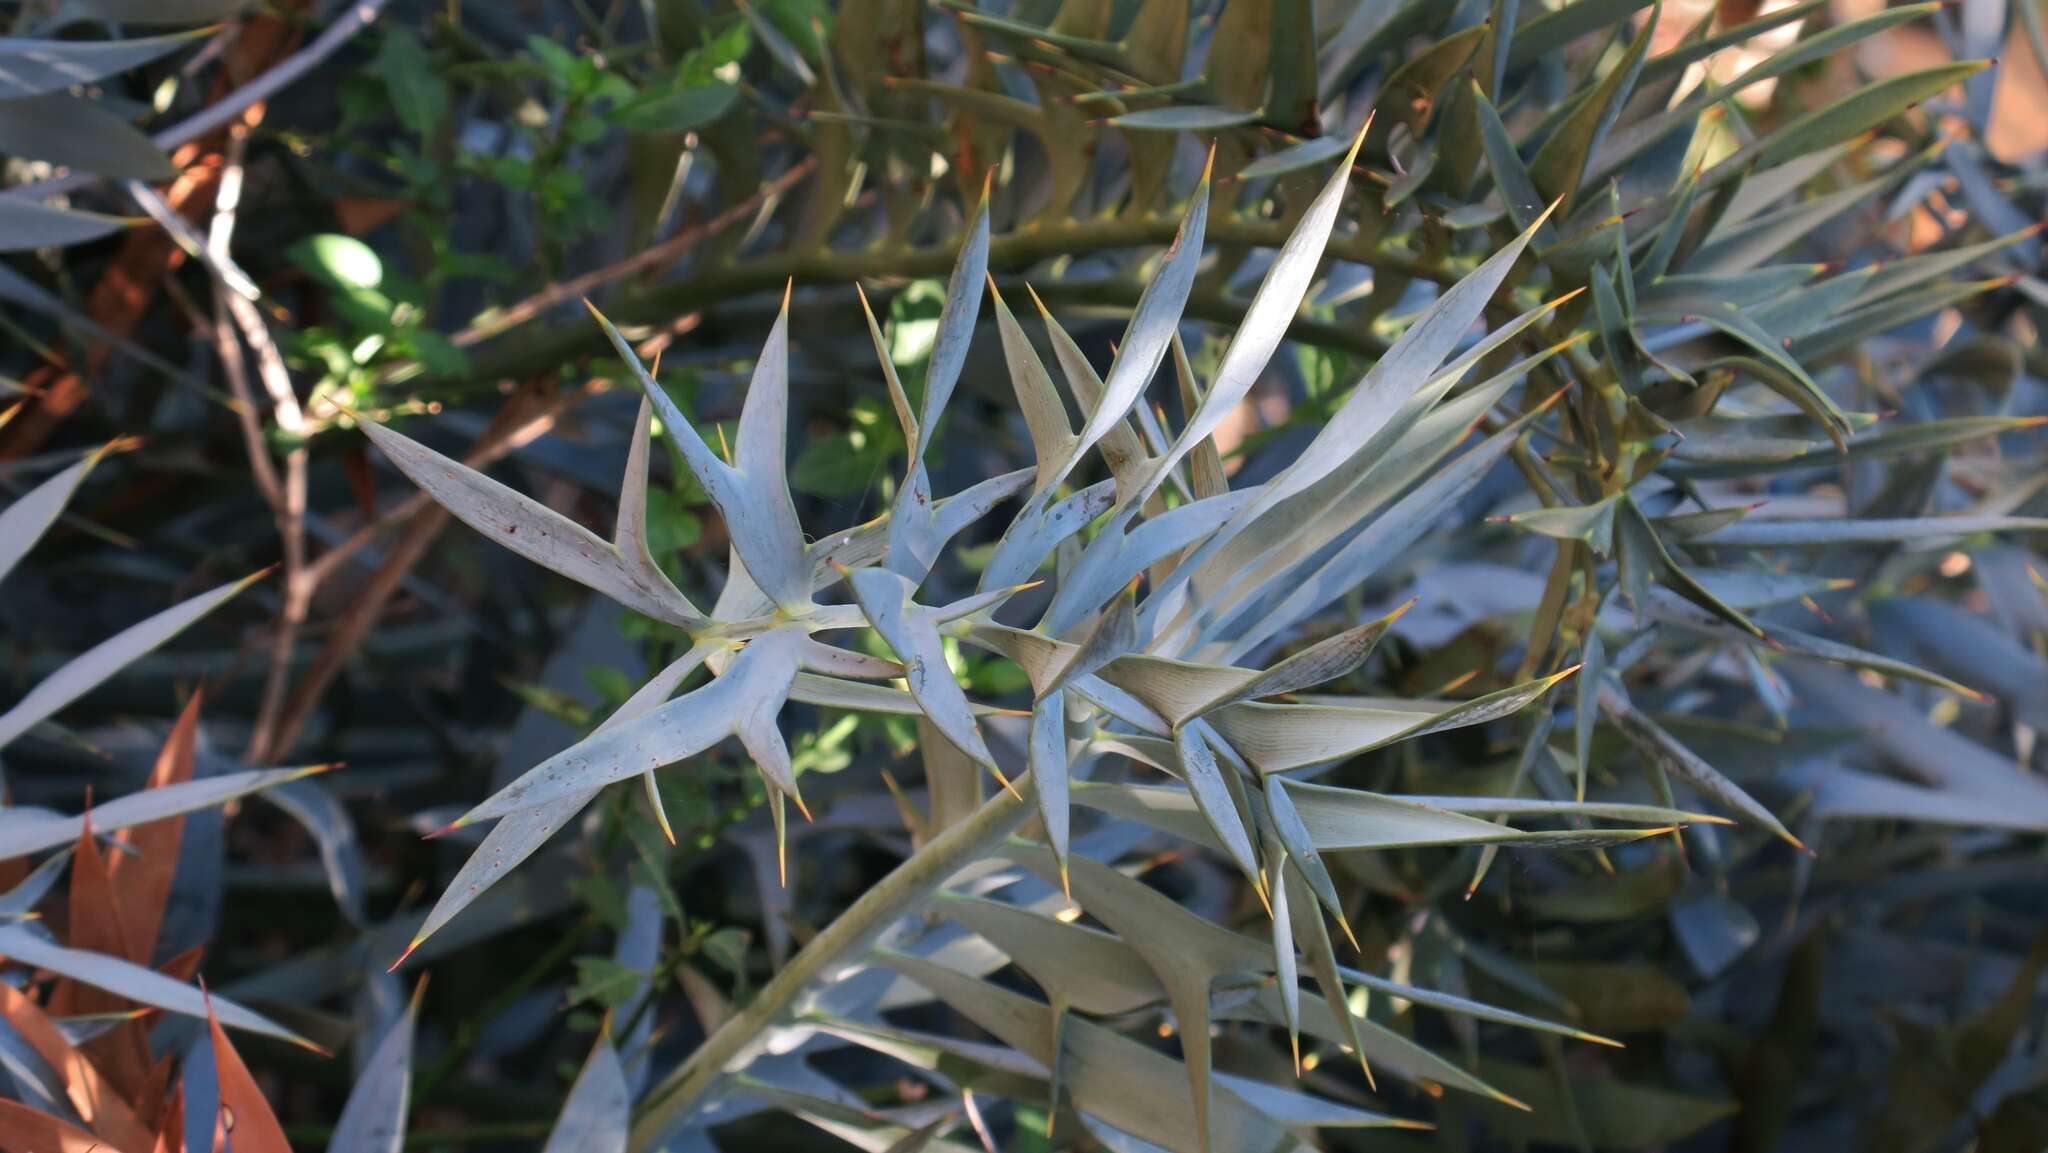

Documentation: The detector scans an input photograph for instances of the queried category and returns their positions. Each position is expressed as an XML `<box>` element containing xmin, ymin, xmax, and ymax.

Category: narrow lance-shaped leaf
<box><xmin>859</xmin><ymin>281</ymin><xmax>919</xmax><ymax>449</ymax></box>
<box><xmin>1133</xmin><ymin>128</ymin><xmax>1367</xmax><ymax>512</ymax></box>
<box><xmin>848</xmin><ymin>568</ymin><xmax>1014</xmax><ymax>795</ymax></box>
<box><xmin>0</xmin><ymin>569</ymin><xmax>264</xmax><ymax>750</ymax></box>
<box><xmin>1598</xmin><ymin>683</ymin><xmax>1804</xmax><ymax>850</ymax></box>
<box><xmin>1111</xmin><ymin>104</ymin><xmax>1261</xmax><ymax>130</ymax></box>
<box><xmin>727</xmin><ymin>289</ymin><xmax>811</xmax><ymax>603</ymax></box>
<box><xmin>1237</xmin><ymin>135</ymin><xmax>1351</xmax><ymax>181</ymax></box>
<box><xmin>1574</xmin><ymin>628</ymin><xmax>1606</xmax><ymax>800</ymax></box>
<box><xmin>1263</xmin><ymin>772</ymin><xmax>1354</xmax><ymax>947</ymax></box>
<box><xmin>1473</xmin><ymin>81</ymin><xmax>1557</xmax><ymax>243</ymax></box>
<box><xmin>1590</xmin><ymin>262</ymin><xmax>1648</xmax><ymax>396</ymax></box>
<box><xmin>916</xmin><ymin>184</ymin><xmax>992</xmax><ymax>457</ymax></box>
<box><xmin>1601</xmin><ymin>0</ymin><xmax>1908</xmax><ymax>176</ymax></box>
<box><xmin>1159</xmin><ymin>304</ymin><xmax>1583</xmax><ymax>646</ymax></box>
<box><xmin>0</xmin><ymin>92</ymin><xmax>174</xmax><ymax>180</ymax></box>
<box><xmin>615</xmin><ymin>396</ymin><xmax>698</xmax><ymax>618</ymax></box>
<box><xmin>182</xmin><ymin>1026</ymin><xmax>223</xmax><ymax>1153</ymax></box>
<box><xmin>328</xmin><ymin>980</ymin><xmax>425</xmax><ymax>1153</ymax></box>
<box><xmin>1640</xmin><ymin>584</ymin><xmax>1982</xmax><ymax>698</ymax></box>
<box><xmin>1277</xmin><ymin>859</ymin><xmax>1374</xmax><ymax>1084</ymax></box>
<box><xmin>989</xmin><ymin>279</ymin><xmax>1079</xmax><ymax>497</ymax></box>
<box><xmin>1265</xmin><ymin>842</ymin><xmax>1301</xmax><ymax>1073</ymax></box>
<box><xmin>0</xmin><ymin>847</ymin><xmax>72</xmax><ymax>918</ymax></box>
<box><xmin>589</xmin><ymin>301</ymin><xmax>809</xmax><ymax>608</ymax></box>
<box><xmin>1157</xmin><ymin>201</ymin><xmax>1561</xmax><ymax>609</ymax></box>
<box><xmin>0</xmin><ymin>925</ymin><xmax>308</xmax><ymax>1046</ymax></box>
<box><xmin>0</xmin><ymin>764</ymin><xmax>328</xmax><ymax>863</ymax></box>
<box><xmin>447</xmin><ymin>632</ymin><xmax>797</xmax><ymax>828</ymax></box>
<box><xmin>105</xmin><ymin>691</ymin><xmax>204</xmax><ymax>954</ymax></box>
<box><xmin>1713</xmin><ymin>62</ymin><xmax>1991</xmax><ymax>182</ymax></box>
<box><xmin>886</xmin><ymin>201</ymin><xmax>994</xmax><ymax>581</ymax></box>
<box><xmin>854</xmin><ymin>283</ymin><xmax>1039</xmax><ymax>586</ymax></box>
<box><xmin>1852</xmin><ymin>222</ymin><xmax>2045</xmax><ymax>308</ymax></box>
<box><xmin>1197</xmin><ymin>608</ymin><xmax>1404</xmax><ymax>715</ymax></box>
<box><xmin>1526</xmin><ymin>0</ymin><xmax>1656</xmax><ymax>208</ymax></box>
<box><xmin>542</xmin><ymin>1034</ymin><xmax>629</xmax><ymax>1153</ymax></box>
<box><xmin>0</xmin><ymin>29</ymin><xmax>205</xmax><ymax>99</ymax></box>
<box><xmin>1270</xmin><ymin>777</ymin><xmax>1675</xmax><ymax>852</ymax></box>
<box><xmin>0</xmin><ymin>441</ymin><xmax>124</xmax><ymax>586</ymax></box>
<box><xmin>1170</xmin><ymin>333</ymin><xmax>1230</xmax><ymax>501</ymax></box>
<box><xmin>0</xmin><ymin>199</ymin><xmax>131</xmax><ymax>252</ymax></box>
<box><xmin>1506</xmin><ymin>0</ymin><xmax>1654</xmax><ymax>68</ymax></box>
<box><xmin>1693</xmin><ymin>515</ymin><xmax>2048</xmax><ymax>547</ymax></box>
<box><xmin>1042</xmin><ymin>156</ymin><xmax>1212</xmax><ymax>497</ymax></box>
<box><xmin>51</xmin><ymin>0</ymin><xmax>259</xmax><ymax>21</ymax></box>
<box><xmin>1043</xmin><ymin>489</ymin><xmax>1257</xmax><ymax>635</ymax></box>
<box><xmin>1028</xmin><ymin>285</ymin><xmax>1152</xmax><ymax>496</ymax></box>
<box><xmin>398</xmin><ymin>795</ymin><xmax>593</xmax><ymax>970</ymax></box>
<box><xmin>1175</xmin><ymin>721</ymin><xmax>1266</xmax><ymax>903</ymax></box>
<box><xmin>1205</xmin><ymin>667</ymin><xmax>1578</xmax><ymax>774</ymax></box>
<box><xmin>1029</xmin><ymin>691</ymin><xmax>1071</xmax><ymax>894</ymax></box>
<box><xmin>360</xmin><ymin>417</ymin><xmax>703</xmax><ymax>627</ymax></box>
<box><xmin>1221</xmin><ymin>394</ymin><xmax>1565</xmax><ymax>659</ymax></box>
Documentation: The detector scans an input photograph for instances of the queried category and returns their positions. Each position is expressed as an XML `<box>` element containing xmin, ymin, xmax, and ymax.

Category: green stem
<box><xmin>626</xmin><ymin>780</ymin><xmax>1035</xmax><ymax>1151</ymax></box>
<box><xmin>396</xmin><ymin>214</ymin><xmax>1448</xmax><ymax>396</ymax></box>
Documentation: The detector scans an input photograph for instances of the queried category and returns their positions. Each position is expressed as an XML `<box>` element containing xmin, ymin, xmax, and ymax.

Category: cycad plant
<box><xmin>2</xmin><ymin>0</ymin><xmax>2045</xmax><ymax>1148</ymax></box>
<box><xmin>353</xmin><ymin>2</ymin><xmax>2046</xmax><ymax>1137</ymax></box>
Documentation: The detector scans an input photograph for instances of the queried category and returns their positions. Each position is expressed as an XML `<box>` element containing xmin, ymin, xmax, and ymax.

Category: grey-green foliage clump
<box><xmin>360</xmin><ymin>15</ymin><xmax>2048</xmax><ymax>1138</ymax></box>
<box><xmin>0</xmin><ymin>1</ymin><xmax>264</xmax><ymax>250</ymax></box>
<box><xmin>367</xmin><ymin>159</ymin><xmax>1685</xmax><ymax>1151</ymax></box>
<box><xmin>355</xmin><ymin>0</ymin><xmax>2048</xmax><ymax>1136</ymax></box>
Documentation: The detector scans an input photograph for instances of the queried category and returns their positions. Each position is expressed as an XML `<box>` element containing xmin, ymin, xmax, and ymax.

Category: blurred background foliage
<box><xmin>2</xmin><ymin>0</ymin><xmax>2048</xmax><ymax>1149</ymax></box>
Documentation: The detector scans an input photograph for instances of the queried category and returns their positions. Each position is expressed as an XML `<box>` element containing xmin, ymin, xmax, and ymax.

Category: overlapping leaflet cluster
<box><xmin>0</xmin><ymin>443</ymin><xmax>318</xmax><ymax>1050</ymax></box>
<box><xmin>354</xmin><ymin>3</ymin><xmax>2048</xmax><ymax>1145</ymax></box>
<box><xmin>359</xmin><ymin>142</ymin><xmax>1733</xmax><ymax>1147</ymax></box>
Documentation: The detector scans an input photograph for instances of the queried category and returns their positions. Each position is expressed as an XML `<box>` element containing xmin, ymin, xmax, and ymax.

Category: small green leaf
<box><xmin>375</xmin><ymin>26</ymin><xmax>448</xmax><ymax>137</ymax></box>
<box><xmin>612</xmin><ymin>82</ymin><xmax>739</xmax><ymax>133</ymax></box>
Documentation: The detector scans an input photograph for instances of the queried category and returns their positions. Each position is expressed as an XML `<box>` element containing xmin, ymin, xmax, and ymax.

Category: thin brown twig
<box><xmin>201</xmin><ymin>112</ymin><xmax>313</xmax><ymax>764</ymax></box>
<box><xmin>445</xmin><ymin>156</ymin><xmax>819</xmax><ymax>350</ymax></box>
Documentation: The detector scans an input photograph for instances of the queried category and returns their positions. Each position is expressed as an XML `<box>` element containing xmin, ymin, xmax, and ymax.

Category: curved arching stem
<box><xmin>627</xmin><ymin>779</ymin><xmax>1036</xmax><ymax>1151</ymax></box>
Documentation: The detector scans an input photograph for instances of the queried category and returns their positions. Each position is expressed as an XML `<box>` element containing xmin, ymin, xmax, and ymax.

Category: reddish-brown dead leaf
<box><xmin>332</xmin><ymin>196</ymin><xmax>411</xmax><ymax>236</ymax></box>
<box><xmin>109</xmin><ymin>692</ymin><xmax>203</xmax><ymax>963</ymax></box>
<box><xmin>0</xmin><ymin>1096</ymin><xmax>141</xmax><ymax>1153</ymax></box>
<box><xmin>52</xmin><ymin>817</ymin><xmax>142</xmax><ymax>1007</ymax></box>
<box><xmin>0</xmin><ymin>984</ymin><xmax>153</xmax><ymax>1153</ymax></box>
<box><xmin>159</xmin><ymin>944</ymin><xmax>206</xmax><ymax>986</ymax></box>
<box><xmin>204</xmin><ymin>986</ymin><xmax>293</xmax><ymax>1153</ymax></box>
<box><xmin>152</xmin><ymin>1086</ymin><xmax>185</xmax><ymax>1153</ymax></box>
<box><xmin>49</xmin><ymin>818</ymin><xmax>157</xmax><ymax>1105</ymax></box>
